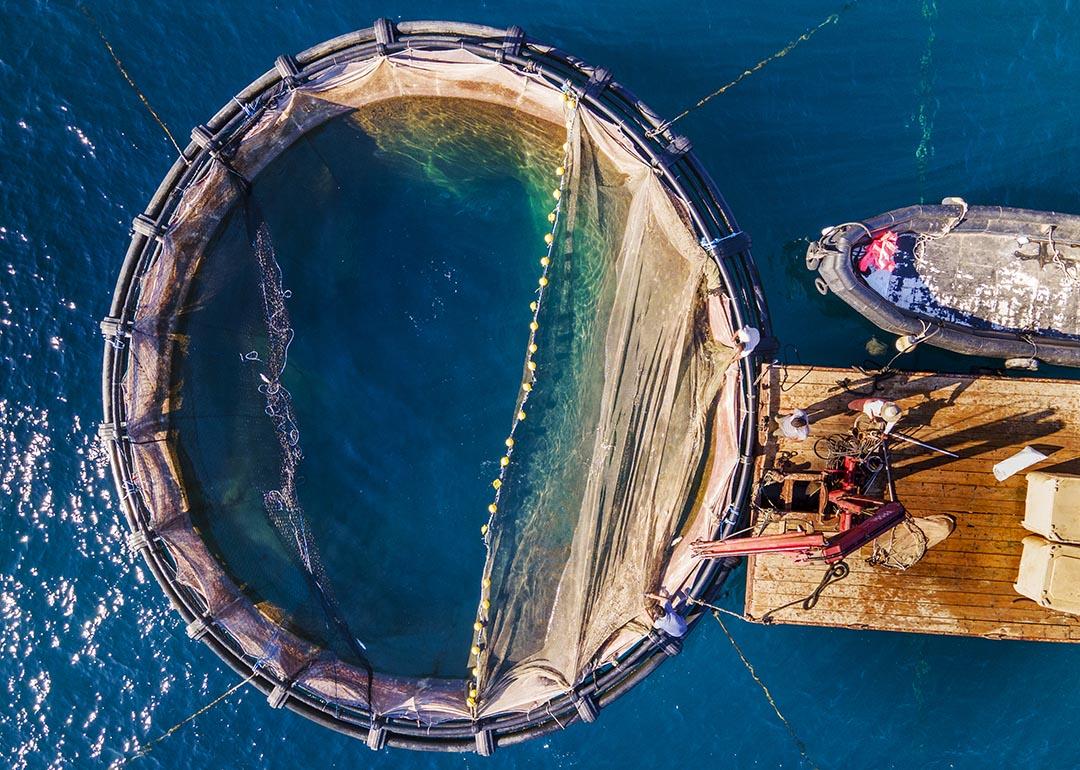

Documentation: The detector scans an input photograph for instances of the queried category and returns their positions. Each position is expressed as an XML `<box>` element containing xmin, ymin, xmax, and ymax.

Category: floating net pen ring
<box><xmin>100</xmin><ymin>19</ymin><xmax>770</xmax><ymax>754</ymax></box>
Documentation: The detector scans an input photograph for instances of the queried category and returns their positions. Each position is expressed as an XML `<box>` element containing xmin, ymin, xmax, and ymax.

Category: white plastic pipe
<box><xmin>993</xmin><ymin>446</ymin><xmax>1048</xmax><ymax>482</ymax></box>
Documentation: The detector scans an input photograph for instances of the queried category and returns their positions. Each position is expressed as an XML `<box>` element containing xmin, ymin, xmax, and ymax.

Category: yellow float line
<box><xmin>466</xmin><ymin>89</ymin><xmax>579</xmax><ymax>712</ymax></box>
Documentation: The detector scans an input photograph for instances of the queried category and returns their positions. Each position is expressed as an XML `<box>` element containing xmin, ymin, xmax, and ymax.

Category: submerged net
<box><xmin>118</xmin><ymin>47</ymin><xmax>745</xmax><ymax>723</ymax></box>
<box><xmin>471</xmin><ymin>87</ymin><xmax>739</xmax><ymax>716</ymax></box>
<box><xmin>248</xmin><ymin>209</ymin><xmax>368</xmax><ymax>664</ymax></box>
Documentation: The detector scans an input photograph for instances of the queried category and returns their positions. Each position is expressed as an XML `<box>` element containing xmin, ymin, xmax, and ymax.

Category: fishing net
<box><xmin>118</xmin><ymin>47</ymin><xmax>745</xmax><ymax>723</ymax></box>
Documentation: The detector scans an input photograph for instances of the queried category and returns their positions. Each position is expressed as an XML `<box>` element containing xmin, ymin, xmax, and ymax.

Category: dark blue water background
<box><xmin>2</xmin><ymin>1</ymin><xmax>1079</xmax><ymax>767</ymax></box>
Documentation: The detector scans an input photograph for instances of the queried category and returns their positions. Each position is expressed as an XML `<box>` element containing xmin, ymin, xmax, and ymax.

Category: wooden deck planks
<box><xmin>744</xmin><ymin>365</ymin><xmax>1080</xmax><ymax>643</ymax></box>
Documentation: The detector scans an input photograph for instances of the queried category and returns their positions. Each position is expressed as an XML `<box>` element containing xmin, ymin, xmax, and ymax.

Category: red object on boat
<box><xmin>858</xmin><ymin>230</ymin><xmax>898</xmax><ymax>273</ymax></box>
<box><xmin>821</xmin><ymin>502</ymin><xmax>907</xmax><ymax>563</ymax></box>
<box><xmin>690</xmin><ymin>531</ymin><xmax>827</xmax><ymax>559</ymax></box>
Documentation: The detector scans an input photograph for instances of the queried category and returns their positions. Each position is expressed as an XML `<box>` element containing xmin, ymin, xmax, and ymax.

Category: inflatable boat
<box><xmin>807</xmin><ymin>198</ymin><xmax>1080</xmax><ymax>369</ymax></box>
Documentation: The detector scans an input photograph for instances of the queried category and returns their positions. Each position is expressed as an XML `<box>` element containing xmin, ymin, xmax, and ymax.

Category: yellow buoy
<box><xmin>540</xmin><ymin>256</ymin><xmax>550</xmax><ymax>267</ymax></box>
<box><xmin>492</xmin><ymin>479</ymin><xmax>501</xmax><ymax>490</ymax></box>
<box><xmin>530</xmin><ymin>321</ymin><xmax>539</xmax><ymax>331</ymax></box>
<box><xmin>487</xmin><ymin>503</ymin><xmax>497</xmax><ymax>514</ymax></box>
<box><xmin>482</xmin><ymin>577</ymin><xmax>491</xmax><ymax>588</ymax></box>
<box><xmin>522</xmin><ymin>382</ymin><xmax>532</xmax><ymax>392</ymax></box>
<box><xmin>472</xmin><ymin>667</ymin><xmax>480</xmax><ymax>678</ymax></box>
<box><xmin>556</xmin><ymin>166</ymin><xmax>565</xmax><ymax>176</ymax></box>
<box><xmin>547</xmin><ymin>212</ymin><xmax>556</xmax><ymax>223</ymax></box>
<box><xmin>517</xmin><ymin>410</ymin><xmax>526</xmax><ymax>420</ymax></box>
<box><xmin>473</xmin><ymin>621</ymin><xmax>483</xmax><ymax>632</ymax></box>
<box><xmin>505</xmin><ymin>437</ymin><xmax>514</xmax><ymax>448</ymax></box>
<box><xmin>481</xmin><ymin>598</ymin><xmax>491</xmax><ymax>610</ymax></box>
<box><xmin>544</xmin><ymin>233</ymin><xmax>554</xmax><ymax>245</ymax></box>
<box><xmin>480</xmin><ymin>524</ymin><xmax>488</xmax><ymax>535</ymax></box>
<box><xmin>500</xmin><ymin>456</ymin><xmax>509</xmax><ymax>467</ymax></box>
<box><xmin>529</xmin><ymin>301</ymin><xmax>538</xmax><ymax>311</ymax></box>
<box><xmin>538</xmin><ymin>276</ymin><xmax>549</xmax><ymax>287</ymax></box>
<box><xmin>896</xmin><ymin>334</ymin><xmax>920</xmax><ymax>353</ymax></box>
<box><xmin>528</xmin><ymin>343</ymin><xmax>538</xmax><ymax>353</ymax></box>
<box><xmin>471</xmin><ymin>644</ymin><xmax>481</xmax><ymax>656</ymax></box>
<box><xmin>552</xmin><ymin>189</ymin><xmax>561</xmax><ymax>200</ymax></box>
<box><xmin>527</xmin><ymin>360</ymin><xmax>537</xmax><ymax>372</ymax></box>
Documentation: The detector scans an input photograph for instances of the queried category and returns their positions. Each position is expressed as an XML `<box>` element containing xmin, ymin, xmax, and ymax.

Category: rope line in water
<box><xmin>79</xmin><ymin>3</ymin><xmax>187</xmax><ymax>159</ymax></box>
<box><xmin>466</xmin><ymin>86</ymin><xmax>580</xmax><ymax>712</ymax></box>
<box><xmin>647</xmin><ymin>2</ymin><xmax>857</xmax><ymax>137</ymax></box>
<box><xmin>124</xmin><ymin>669</ymin><xmax>259</xmax><ymax>763</ymax></box>
<box><xmin>914</xmin><ymin>0</ymin><xmax>939</xmax><ymax>201</ymax></box>
<box><xmin>712</xmin><ymin>613</ymin><xmax>819</xmax><ymax>770</ymax></box>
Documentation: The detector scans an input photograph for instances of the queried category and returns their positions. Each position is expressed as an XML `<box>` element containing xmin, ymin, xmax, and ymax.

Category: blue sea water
<box><xmin>2</xmin><ymin>1</ymin><xmax>1080</xmax><ymax>768</ymax></box>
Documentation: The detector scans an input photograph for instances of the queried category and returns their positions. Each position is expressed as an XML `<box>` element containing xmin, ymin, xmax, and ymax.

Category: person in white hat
<box><xmin>732</xmin><ymin>326</ymin><xmax>761</xmax><ymax>360</ymax></box>
<box><xmin>778</xmin><ymin>408</ymin><xmax>811</xmax><ymax>440</ymax></box>
<box><xmin>848</xmin><ymin>397</ymin><xmax>903</xmax><ymax>434</ymax></box>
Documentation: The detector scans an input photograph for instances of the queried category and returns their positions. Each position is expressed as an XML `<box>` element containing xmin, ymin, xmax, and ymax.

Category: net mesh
<box><xmin>119</xmin><ymin>47</ymin><xmax>744</xmax><ymax>723</ymax></box>
<box><xmin>472</xmin><ymin>97</ymin><xmax>738</xmax><ymax>715</ymax></box>
<box><xmin>249</xmin><ymin>208</ymin><xmax>369</xmax><ymax>664</ymax></box>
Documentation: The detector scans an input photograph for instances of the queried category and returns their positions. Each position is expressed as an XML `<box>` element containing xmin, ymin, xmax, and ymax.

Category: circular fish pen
<box><xmin>99</xmin><ymin>20</ymin><xmax>770</xmax><ymax>753</ymax></box>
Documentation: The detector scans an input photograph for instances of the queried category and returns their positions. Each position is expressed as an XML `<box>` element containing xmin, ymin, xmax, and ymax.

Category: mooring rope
<box><xmin>687</xmin><ymin>595</ymin><xmax>750</xmax><ymax>622</ymax></box>
<box><xmin>124</xmin><ymin>668</ymin><xmax>260</xmax><ymax>763</ymax></box>
<box><xmin>647</xmin><ymin>2</ymin><xmax>857</xmax><ymax>138</ymax></box>
<box><xmin>712</xmin><ymin>613</ymin><xmax>819</xmax><ymax>769</ymax></box>
<box><xmin>79</xmin><ymin>4</ymin><xmax>188</xmax><ymax>159</ymax></box>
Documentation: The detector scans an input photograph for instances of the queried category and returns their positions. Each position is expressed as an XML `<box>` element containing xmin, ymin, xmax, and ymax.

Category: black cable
<box><xmin>779</xmin><ymin>343</ymin><xmax>815</xmax><ymax>392</ymax></box>
<box><xmin>761</xmin><ymin>561</ymin><xmax>849</xmax><ymax>624</ymax></box>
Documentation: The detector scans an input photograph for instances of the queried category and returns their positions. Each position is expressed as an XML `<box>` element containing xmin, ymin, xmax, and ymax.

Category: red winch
<box><xmin>692</xmin><ymin>437</ymin><xmax>906</xmax><ymax>564</ymax></box>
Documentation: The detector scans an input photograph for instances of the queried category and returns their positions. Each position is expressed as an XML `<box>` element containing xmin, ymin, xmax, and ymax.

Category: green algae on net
<box><xmin>99</xmin><ymin>20</ymin><xmax>768</xmax><ymax>753</ymax></box>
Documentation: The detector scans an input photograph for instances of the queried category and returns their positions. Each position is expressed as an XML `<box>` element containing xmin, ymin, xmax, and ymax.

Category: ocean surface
<box><xmin>3</xmin><ymin>1</ymin><xmax>1080</xmax><ymax>768</ymax></box>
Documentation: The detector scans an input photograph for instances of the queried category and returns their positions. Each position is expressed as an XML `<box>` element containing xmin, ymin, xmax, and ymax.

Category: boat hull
<box><xmin>809</xmin><ymin>202</ymin><xmax>1080</xmax><ymax>367</ymax></box>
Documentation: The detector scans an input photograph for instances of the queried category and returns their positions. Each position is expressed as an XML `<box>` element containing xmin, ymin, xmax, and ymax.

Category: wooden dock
<box><xmin>744</xmin><ymin>365</ymin><xmax>1080</xmax><ymax>642</ymax></box>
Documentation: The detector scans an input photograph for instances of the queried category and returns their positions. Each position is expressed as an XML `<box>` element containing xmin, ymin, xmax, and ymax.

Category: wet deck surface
<box><xmin>744</xmin><ymin>365</ymin><xmax>1080</xmax><ymax>642</ymax></box>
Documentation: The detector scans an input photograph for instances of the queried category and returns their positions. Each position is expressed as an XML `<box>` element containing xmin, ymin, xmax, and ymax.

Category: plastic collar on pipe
<box><xmin>500</xmin><ymin>25</ymin><xmax>525</xmax><ymax>60</ymax></box>
<box><xmin>125</xmin><ymin>529</ymin><xmax>150</xmax><ymax>554</ymax></box>
<box><xmin>584</xmin><ymin>67</ymin><xmax>613</xmax><ymax>98</ymax></box>
<box><xmin>366</xmin><ymin>718</ymin><xmax>387</xmax><ymax>751</ymax></box>
<box><xmin>267</xmin><ymin>684</ymin><xmax>289</xmax><ymax>709</ymax></box>
<box><xmin>572</xmin><ymin>692</ymin><xmax>599</xmax><ymax>723</ymax></box>
<box><xmin>274</xmin><ymin>55</ymin><xmax>301</xmax><ymax>89</ymax></box>
<box><xmin>131</xmin><ymin>213</ymin><xmax>166</xmax><ymax>241</ymax></box>
<box><xmin>373</xmin><ymin>18</ymin><xmax>395</xmax><ymax>56</ymax></box>
<box><xmin>665</xmin><ymin>134</ymin><xmax>692</xmax><ymax>158</ymax></box>
<box><xmin>701</xmin><ymin>231</ymin><xmax>752</xmax><ymax>260</ymax></box>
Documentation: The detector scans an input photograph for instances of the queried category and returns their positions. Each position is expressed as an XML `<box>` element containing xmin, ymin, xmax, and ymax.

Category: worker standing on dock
<box><xmin>848</xmin><ymin>397</ymin><xmax>903</xmax><ymax>434</ymax></box>
<box><xmin>778</xmin><ymin>409</ymin><xmax>811</xmax><ymax>440</ymax></box>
